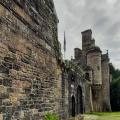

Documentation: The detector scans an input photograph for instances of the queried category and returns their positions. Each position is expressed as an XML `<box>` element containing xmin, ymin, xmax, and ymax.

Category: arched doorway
<box><xmin>71</xmin><ymin>96</ymin><xmax>75</xmax><ymax>117</ymax></box>
<box><xmin>77</xmin><ymin>86</ymin><xmax>84</xmax><ymax>114</ymax></box>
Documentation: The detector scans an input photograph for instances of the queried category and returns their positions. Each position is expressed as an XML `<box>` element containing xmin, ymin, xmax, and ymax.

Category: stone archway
<box><xmin>71</xmin><ymin>96</ymin><xmax>75</xmax><ymax>117</ymax></box>
<box><xmin>77</xmin><ymin>86</ymin><xmax>84</xmax><ymax>114</ymax></box>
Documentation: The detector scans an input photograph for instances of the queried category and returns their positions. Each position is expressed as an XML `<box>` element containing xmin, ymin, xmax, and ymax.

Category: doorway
<box><xmin>77</xmin><ymin>86</ymin><xmax>84</xmax><ymax>114</ymax></box>
<box><xmin>72</xmin><ymin>96</ymin><xmax>75</xmax><ymax>117</ymax></box>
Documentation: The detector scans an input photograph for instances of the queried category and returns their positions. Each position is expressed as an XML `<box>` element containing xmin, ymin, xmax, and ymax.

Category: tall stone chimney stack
<box><xmin>81</xmin><ymin>29</ymin><xmax>92</xmax><ymax>51</ymax></box>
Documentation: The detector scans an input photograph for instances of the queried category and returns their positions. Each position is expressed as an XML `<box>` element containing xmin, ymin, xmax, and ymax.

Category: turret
<box><xmin>87</xmin><ymin>46</ymin><xmax>102</xmax><ymax>85</ymax></box>
<box><xmin>101</xmin><ymin>52</ymin><xmax>111</xmax><ymax>111</ymax></box>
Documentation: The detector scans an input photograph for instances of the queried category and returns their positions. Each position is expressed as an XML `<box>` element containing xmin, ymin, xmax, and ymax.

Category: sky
<box><xmin>54</xmin><ymin>0</ymin><xmax>120</xmax><ymax>69</ymax></box>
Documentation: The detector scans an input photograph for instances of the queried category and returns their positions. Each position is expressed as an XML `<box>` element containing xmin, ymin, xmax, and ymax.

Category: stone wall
<box><xmin>84</xmin><ymin>82</ymin><xmax>93</xmax><ymax>113</ymax></box>
<box><xmin>0</xmin><ymin>0</ymin><xmax>64</xmax><ymax>119</ymax></box>
<box><xmin>65</xmin><ymin>60</ymin><xmax>93</xmax><ymax>117</ymax></box>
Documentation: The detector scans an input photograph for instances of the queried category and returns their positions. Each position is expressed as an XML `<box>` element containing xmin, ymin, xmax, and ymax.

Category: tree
<box><xmin>110</xmin><ymin>63</ymin><xmax>120</xmax><ymax>111</ymax></box>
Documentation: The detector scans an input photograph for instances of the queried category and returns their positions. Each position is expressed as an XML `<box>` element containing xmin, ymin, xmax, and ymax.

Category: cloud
<box><xmin>54</xmin><ymin>0</ymin><xmax>120</xmax><ymax>69</ymax></box>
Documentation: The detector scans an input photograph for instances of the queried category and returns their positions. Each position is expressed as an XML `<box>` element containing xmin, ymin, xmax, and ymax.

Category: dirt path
<box><xmin>84</xmin><ymin>115</ymin><xmax>98</xmax><ymax>120</ymax></box>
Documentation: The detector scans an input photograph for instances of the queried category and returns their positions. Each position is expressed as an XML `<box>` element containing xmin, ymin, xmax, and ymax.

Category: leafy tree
<box><xmin>110</xmin><ymin>63</ymin><xmax>120</xmax><ymax>79</ymax></box>
<box><xmin>110</xmin><ymin>63</ymin><xmax>120</xmax><ymax>111</ymax></box>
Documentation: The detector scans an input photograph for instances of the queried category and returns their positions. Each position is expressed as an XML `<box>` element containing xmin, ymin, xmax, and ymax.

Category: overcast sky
<box><xmin>54</xmin><ymin>0</ymin><xmax>120</xmax><ymax>69</ymax></box>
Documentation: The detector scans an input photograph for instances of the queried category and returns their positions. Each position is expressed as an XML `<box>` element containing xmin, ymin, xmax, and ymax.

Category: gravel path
<box><xmin>83</xmin><ymin>115</ymin><xmax>99</xmax><ymax>120</ymax></box>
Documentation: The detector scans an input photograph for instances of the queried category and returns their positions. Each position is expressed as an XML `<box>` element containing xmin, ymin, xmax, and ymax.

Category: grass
<box><xmin>84</xmin><ymin>112</ymin><xmax>120</xmax><ymax>120</ymax></box>
<box><xmin>44</xmin><ymin>113</ymin><xmax>59</xmax><ymax>120</ymax></box>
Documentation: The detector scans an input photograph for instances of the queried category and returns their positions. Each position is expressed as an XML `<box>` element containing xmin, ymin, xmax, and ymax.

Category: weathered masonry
<box><xmin>0</xmin><ymin>0</ymin><xmax>66</xmax><ymax>120</ymax></box>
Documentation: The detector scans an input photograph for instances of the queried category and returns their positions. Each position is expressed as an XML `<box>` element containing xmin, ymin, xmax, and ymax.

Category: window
<box><xmin>71</xmin><ymin>74</ymin><xmax>75</xmax><ymax>82</ymax></box>
<box><xmin>97</xmin><ymin>66</ymin><xmax>100</xmax><ymax>70</ymax></box>
<box><xmin>85</xmin><ymin>73</ymin><xmax>89</xmax><ymax>80</ymax></box>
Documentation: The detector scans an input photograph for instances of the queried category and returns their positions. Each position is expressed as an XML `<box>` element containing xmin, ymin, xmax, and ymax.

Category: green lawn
<box><xmin>84</xmin><ymin>112</ymin><xmax>120</xmax><ymax>120</ymax></box>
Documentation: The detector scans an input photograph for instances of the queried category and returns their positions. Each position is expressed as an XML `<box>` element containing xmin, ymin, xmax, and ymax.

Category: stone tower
<box><xmin>81</xmin><ymin>29</ymin><xmax>111</xmax><ymax>112</ymax></box>
<box><xmin>81</xmin><ymin>29</ymin><xmax>94</xmax><ymax>65</ymax></box>
<box><xmin>87</xmin><ymin>47</ymin><xmax>103</xmax><ymax>111</ymax></box>
<box><xmin>87</xmin><ymin>47</ymin><xmax>102</xmax><ymax>85</ymax></box>
<box><xmin>101</xmin><ymin>53</ymin><xmax>111</xmax><ymax>111</ymax></box>
<box><xmin>81</xmin><ymin>29</ymin><xmax>92</xmax><ymax>51</ymax></box>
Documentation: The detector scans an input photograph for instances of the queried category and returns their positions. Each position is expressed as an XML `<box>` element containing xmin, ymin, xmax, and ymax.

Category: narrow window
<box><xmin>71</xmin><ymin>74</ymin><xmax>75</xmax><ymax>82</ymax></box>
<box><xmin>97</xmin><ymin>66</ymin><xmax>100</xmax><ymax>70</ymax></box>
<box><xmin>85</xmin><ymin>73</ymin><xmax>89</xmax><ymax>80</ymax></box>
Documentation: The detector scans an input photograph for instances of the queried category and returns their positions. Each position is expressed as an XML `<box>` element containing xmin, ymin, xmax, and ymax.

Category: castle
<box><xmin>0</xmin><ymin>0</ymin><xmax>111</xmax><ymax>120</ymax></box>
<box><xmin>68</xmin><ymin>29</ymin><xmax>111</xmax><ymax>116</ymax></box>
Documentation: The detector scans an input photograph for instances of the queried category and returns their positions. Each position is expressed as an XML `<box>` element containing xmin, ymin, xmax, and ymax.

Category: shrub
<box><xmin>45</xmin><ymin>113</ymin><xmax>59</xmax><ymax>120</ymax></box>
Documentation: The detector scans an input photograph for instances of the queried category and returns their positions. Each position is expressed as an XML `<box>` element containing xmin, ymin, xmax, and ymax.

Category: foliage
<box><xmin>110</xmin><ymin>63</ymin><xmax>120</xmax><ymax>111</ymax></box>
<box><xmin>45</xmin><ymin>113</ymin><xmax>59</xmax><ymax>120</ymax></box>
<box><xmin>110</xmin><ymin>63</ymin><xmax>120</xmax><ymax>79</ymax></box>
<box><xmin>110</xmin><ymin>77</ymin><xmax>120</xmax><ymax>111</ymax></box>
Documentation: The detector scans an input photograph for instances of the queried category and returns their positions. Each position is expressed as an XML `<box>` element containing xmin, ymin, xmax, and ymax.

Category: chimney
<box><xmin>81</xmin><ymin>29</ymin><xmax>92</xmax><ymax>51</ymax></box>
